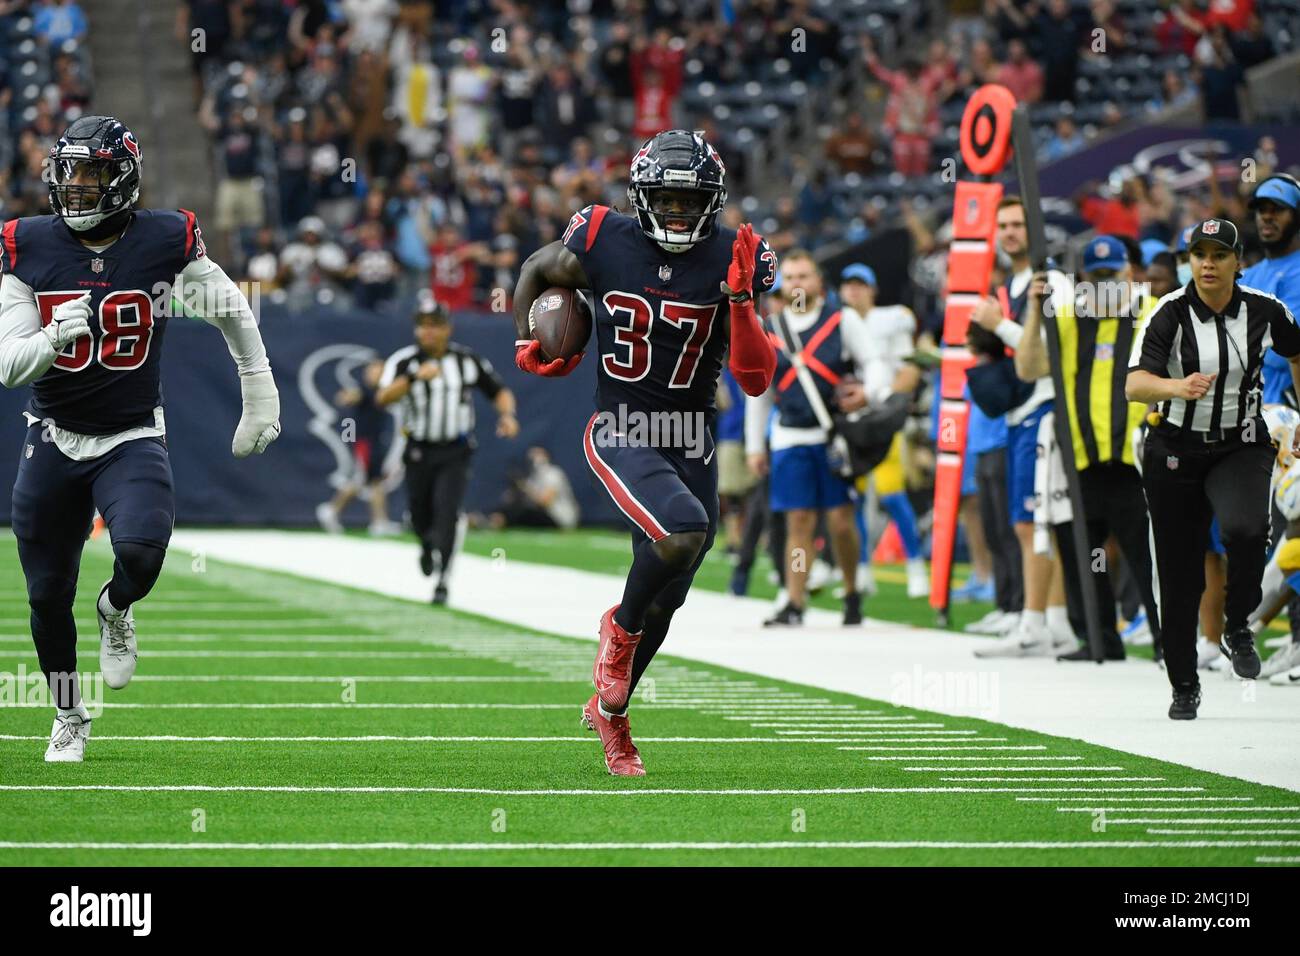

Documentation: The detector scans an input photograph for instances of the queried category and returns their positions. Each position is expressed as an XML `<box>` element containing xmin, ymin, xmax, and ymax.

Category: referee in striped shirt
<box><xmin>378</xmin><ymin>296</ymin><xmax>519</xmax><ymax>603</ymax></box>
<box><xmin>1128</xmin><ymin>217</ymin><xmax>1300</xmax><ymax>718</ymax></box>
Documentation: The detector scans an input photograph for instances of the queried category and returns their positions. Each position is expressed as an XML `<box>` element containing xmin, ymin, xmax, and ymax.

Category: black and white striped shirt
<box><xmin>379</xmin><ymin>342</ymin><xmax>504</xmax><ymax>444</ymax></box>
<box><xmin>1129</xmin><ymin>283</ymin><xmax>1300</xmax><ymax>432</ymax></box>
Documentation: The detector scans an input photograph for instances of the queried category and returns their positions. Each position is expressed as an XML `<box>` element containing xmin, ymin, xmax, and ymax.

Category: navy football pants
<box><xmin>11</xmin><ymin>425</ymin><xmax>174</xmax><ymax>702</ymax></box>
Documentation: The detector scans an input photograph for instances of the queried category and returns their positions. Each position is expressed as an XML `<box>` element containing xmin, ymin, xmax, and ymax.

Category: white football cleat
<box><xmin>44</xmin><ymin>713</ymin><xmax>91</xmax><ymax>763</ymax></box>
<box><xmin>857</xmin><ymin>563</ymin><xmax>878</xmax><ymax>597</ymax></box>
<box><xmin>1261</xmin><ymin>641</ymin><xmax>1300</xmax><ymax>679</ymax></box>
<box><xmin>1196</xmin><ymin>635</ymin><xmax>1222</xmax><ymax>670</ymax></box>
<box><xmin>97</xmin><ymin>582</ymin><xmax>137</xmax><ymax>690</ymax></box>
<box><xmin>906</xmin><ymin>558</ymin><xmax>929</xmax><ymax>598</ymax></box>
<box><xmin>1268</xmin><ymin>663</ymin><xmax>1300</xmax><ymax>687</ymax></box>
<box><xmin>974</xmin><ymin>623</ymin><xmax>1053</xmax><ymax>658</ymax></box>
<box><xmin>315</xmin><ymin>502</ymin><xmax>344</xmax><ymax>534</ymax></box>
<box><xmin>806</xmin><ymin>559</ymin><xmax>834</xmax><ymax>594</ymax></box>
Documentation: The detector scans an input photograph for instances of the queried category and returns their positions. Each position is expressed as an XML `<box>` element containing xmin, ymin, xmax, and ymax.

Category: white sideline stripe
<box><xmin>1256</xmin><ymin>856</ymin><xmax>1300</xmax><ymax>862</ymax></box>
<box><xmin>940</xmin><ymin>777</ymin><xmax>1164</xmax><ymax>782</ymax></box>
<box><xmin>24</xmin><ymin>651</ymin><xmax>472</xmax><ymax>660</ymax></box>
<box><xmin>1058</xmin><ymin>806</ymin><xmax>1300</xmax><ymax>813</ymax></box>
<box><xmin>1148</xmin><ymin>829</ymin><xmax>1300</xmax><ymax>835</ymax></box>
<box><xmin>841</xmin><ymin>746</ymin><xmax>1043</xmax><ymax>751</ymax></box>
<box><xmin>723</xmin><ymin>714</ymin><xmax>882</xmax><ymax>720</ymax></box>
<box><xmin>1</xmin><ymin>840</ymin><xmax>1296</xmax><ymax>852</ymax></box>
<box><xmin>124</xmin><ymin>675</ymin><xmax>575</xmax><ymax>684</ymax></box>
<box><xmin>745</xmin><ymin>720</ymin><xmax>921</xmax><ymax>727</ymax></box>
<box><xmin>1105</xmin><ymin>818</ymin><xmax>1300</xmax><ymax>825</ymax></box>
<box><xmin>0</xmin><ymin>702</ymin><xmax>702</xmax><ymax>710</ymax></box>
<box><xmin>1018</xmin><ymin>796</ymin><xmax>1252</xmax><ymax>802</ymax></box>
<box><xmin>867</xmin><ymin>756</ymin><xmax>1082</xmax><ymax>761</ymax></box>
<box><xmin>769</xmin><ymin>728</ymin><xmax>946</xmax><ymax>738</ymax></box>
<box><xmin>0</xmin><ymin>734</ymin><xmax>915</xmax><ymax>744</ymax></box>
<box><xmin>903</xmin><ymin>766</ymin><xmax>1124</xmax><ymax>772</ymax></box>
<box><xmin>0</xmin><ymin>785</ymin><xmax>1213</xmax><ymax>795</ymax></box>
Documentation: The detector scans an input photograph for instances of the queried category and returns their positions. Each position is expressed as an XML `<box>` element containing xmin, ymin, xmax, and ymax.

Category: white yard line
<box><xmin>1148</xmin><ymin>829</ymin><xmax>1300</xmax><ymax>836</ymax></box>
<box><xmin>1103</xmin><ymin>818</ymin><xmax>1300</xmax><ymax>825</ymax></box>
<box><xmin>172</xmin><ymin>530</ymin><xmax>1300</xmax><ymax>792</ymax></box>
<box><xmin>1018</xmin><ymin>796</ymin><xmax>1253</xmax><ymax>802</ymax></box>
<box><xmin>939</xmin><ymin>777</ymin><xmax>1164</xmax><ymax>782</ymax></box>
<box><xmin>902</xmin><ymin>766</ymin><xmax>1125</xmax><ymax>772</ymax></box>
<box><xmin>868</xmin><ymin>756</ymin><xmax>1082</xmax><ymax>761</ymax></box>
<box><xmin>0</xmin><ymin>784</ymin><xmax>1213</xmax><ymax>795</ymax></box>
<box><xmin>0</xmin><ymin>840</ymin><xmax>1295</xmax><ymax>851</ymax></box>
<box><xmin>1056</xmin><ymin>806</ymin><xmax>1300</xmax><ymax>813</ymax></box>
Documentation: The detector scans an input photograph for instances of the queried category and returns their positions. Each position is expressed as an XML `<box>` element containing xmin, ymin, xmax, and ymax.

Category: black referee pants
<box><xmin>1054</xmin><ymin>462</ymin><xmax>1162</xmax><ymax>657</ymax></box>
<box><xmin>1142</xmin><ymin>427</ymin><xmax>1274</xmax><ymax>689</ymax></box>
<box><xmin>404</xmin><ymin>439</ymin><xmax>472</xmax><ymax>577</ymax></box>
<box><xmin>975</xmin><ymin>447</ymin><xmax>1023</xmax><ymax>613</ymax></box>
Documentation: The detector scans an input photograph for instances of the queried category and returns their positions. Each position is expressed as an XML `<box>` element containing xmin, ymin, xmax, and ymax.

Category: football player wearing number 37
<box><xmin>512</xmin><ymin>129</ymin><xmax>778</xmax><ymax>776</ymax></box>
<box><xmin>0</xmin><ymin>116</ymin><xmax>281</xmax><ymax>763</ymax></box>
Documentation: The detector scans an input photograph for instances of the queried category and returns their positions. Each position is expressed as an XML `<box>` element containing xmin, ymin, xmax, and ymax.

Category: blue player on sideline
<box><xmin>0</xmin><ymin>116</ymin><xmax>281</xmax><ymax>762</ymax></box>
<box><xmin>512</xmin><ymin>130</ymin><xmax>777</xmax><ymax>776</ymax></box>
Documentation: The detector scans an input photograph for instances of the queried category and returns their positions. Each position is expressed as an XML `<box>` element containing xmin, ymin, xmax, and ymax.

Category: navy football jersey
<box><xmin>1</xmin><ymin>209</ymin><xmax>206</xmax><ymax>435</ymax></box>
<box><xmin>562</xmin><ymin>205</ymin><xmax>776</xmax><ymax>418</ymax></box>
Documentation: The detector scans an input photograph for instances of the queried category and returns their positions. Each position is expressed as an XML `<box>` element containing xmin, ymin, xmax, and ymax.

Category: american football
<box><xmin>528</xmin><ymin>286</ymin><xmax>592</xmax><ymax>362</ymax></box>
<box><xmin>0</xmin><ymin>0</ymin><xmax>1295</xmax><ymax>924</ymax></box>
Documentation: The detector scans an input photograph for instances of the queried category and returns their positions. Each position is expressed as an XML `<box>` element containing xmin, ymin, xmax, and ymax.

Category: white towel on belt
<box><xmin>1033</xmin><ymin>410</ymin><xmax>1072</xmax><ymax>555</ymax></box>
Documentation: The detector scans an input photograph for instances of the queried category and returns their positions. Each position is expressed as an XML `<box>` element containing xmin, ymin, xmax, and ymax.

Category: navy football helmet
<box><xmin>49</xmin><ymin>115</ymin><xmax>142</xmax><ymax>238</ymax></box>
<box><xmin>627</xmin><ymin>129</ymin><xmax>727</xmax><ymax>253</ymax></box>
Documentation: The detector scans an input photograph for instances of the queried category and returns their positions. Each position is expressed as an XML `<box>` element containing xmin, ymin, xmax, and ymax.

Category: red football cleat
<box><xmin>592</xmin><ymin>605</ymin><xmax>641</xmax><ymax>713</ymax></box>
<box><xmin>581</xmin><ymin>693</ymin><xmax>646</xmax><ymax>776</ymax></box>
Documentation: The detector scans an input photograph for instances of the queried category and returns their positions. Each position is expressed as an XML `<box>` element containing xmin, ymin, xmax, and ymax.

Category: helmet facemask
<box><xmin>628</xmin><ymin>182</ymin><xmax>726</xmax><ymax>253</ymax></box>
<box><xmin>50</xmin><ymin>154</ymin><xmax>140</xmax><ymax>233</ymax></box>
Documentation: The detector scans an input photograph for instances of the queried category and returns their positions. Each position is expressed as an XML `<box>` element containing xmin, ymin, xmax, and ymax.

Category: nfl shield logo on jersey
<box><xmin>659</xmin><ymin>264</ymin><xmax>672</xmax><ymax>282</ymax></box>
<box><xmin>1167</xmin><ymin>455</ymin><xmax>1179</xmax><ymax>470</ymax></box>
<box><xmin>90</xmin><ymin>257</ymin><xmax>104</xmax><ymax>273</ymax></box>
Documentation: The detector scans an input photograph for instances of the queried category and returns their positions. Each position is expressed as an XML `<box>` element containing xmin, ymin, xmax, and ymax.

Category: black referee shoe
<box><xmin>1057</xmin><ymin>646</ymin><xmax>1125</xmax><ymax>662</ymax></box>
<box><xmin>1221</xmin><ymin>627</ymin><xmax>1262</xmax><ymax>679</ymax></box>
<box><xmin>842</xmin><ymin>592</ymin><xmax>863</xmax><ymax>626</ymax></box>
<box><xmin>764</xmin><ymin>603</ymin><xmax>804</xmax><ymax>627</ymax></box>
<box><xmin>1169</xmin><ymin>684</ymin><xmax>1201</xmax><ymax>720</ymax></box>
<box><xmin>432</xmin><ymin>582</ymin><xmax>448</xmax><ymax>605</ymax></box>
<box><xmin>419</xmin><ymin>548</ymin><xmax>434</xmax><ymax>577</ymax></box>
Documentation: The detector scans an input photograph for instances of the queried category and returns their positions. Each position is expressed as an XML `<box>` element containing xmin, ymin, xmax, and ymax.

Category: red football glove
<box><xmin>515</xmin><ymin>339</ymin><xmax>583</xmax><ymax>377</ymax></box>
<box><xmin>720</xmin><ymin>222</ymin><xmax>758</xmax><ymax>300</ymax></box>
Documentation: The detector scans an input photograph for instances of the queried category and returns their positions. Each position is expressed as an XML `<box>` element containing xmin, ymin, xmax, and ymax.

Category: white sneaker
<box><xmin>965</xmin><ymin>609</ymin><xmax>1007</xmax><ymax>634</ymax></box>
<box><xmin>97</xmin><ymin>583</ymin><xmax>136</xmax><ymax>690</ymax></box>
<box><xmin>906</xmin><ymin>558</ymin><xmax>929</xmax><ymax>598</ymax></box>
<box><xmin>44</xmin><ymin>713</ymin><xmax>91</xmax><ymax>762</ymax></box>
<box><xmin>1263</xmin><ymin>634</ymin><xmax>1290</xmax><ymax>650</ymax></box>
<box><xmin>368</xmin><ymin>520</ymin><xmax>402</xmax><ymax>537</ymax></box>
<box><xmin>974</xmin><ymin>623</ymin><xmax>1053</xmax><ymax>658</ymax></box>
<box><xmin>857</xmin><ymin>563</ymin><xmax>878</xmax><ymax>597</ymax></box>
<box><xmin>1121</xmin><ymin>611</ymin><xmax>1154</xmax><ymax>647</ymax></box>
<box><xmin>807</xmin><ymin>559</ymin><xmax>834</xmax><ymax>594</ymax></box>
<box><xmin>315</xmin><ymin>502</ymin><xmax>344</xmax><ymax>534</ymax></box>
<box><xmin>1261</xmin><ymin>641</ymin><xmax>1300</xmax><ymax>679</ymax></box>
<box><xmin>1050</xmin><ymin>625</ymin><xmax>1077</xmax><ymax>653</ymax></box>
<box><xmin>1268</xmin><ymin>663</ymin><xmax>1300</xmax><ymax>686</ymax></box>
<box><xmin>773</xmin><ymin>587</ymin><xmax>789</xmax><ymax>612</ymax></box>
<box><xmin>1196</xmin><ymin>635</ymin><xmax>1225</xmax><ymax>670</ymax></box>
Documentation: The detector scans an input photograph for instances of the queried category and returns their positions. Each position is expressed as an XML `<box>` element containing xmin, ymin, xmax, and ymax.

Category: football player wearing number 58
<box><xmin>512</xmin><ymin>130</ymin><xmax>777</xmax><ymax>776</ymax></box>
<box><xmin>0</xmin><ymin>116</ymin><xmax>280</xmax><ymax>762</ymax></box>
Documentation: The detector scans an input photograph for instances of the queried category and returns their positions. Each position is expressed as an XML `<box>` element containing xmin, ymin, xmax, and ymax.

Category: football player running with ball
<box><xmin>513</xmin><ymin>130</ymin><xmax>777</xmax><ymax>775</ymax></box>
<box><xmin>0</xmin><ymin>116</ymin><xmax>281</xmax><ymax>762</ymax></box>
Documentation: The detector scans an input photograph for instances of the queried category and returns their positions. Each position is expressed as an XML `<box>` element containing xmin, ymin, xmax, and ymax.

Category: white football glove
<box><xmin>42</xmin><ymin>293</ymin><xmax>92</xmax><ymax>351</ymax></box>
<box><xmin>232</xmin><ymin>369</ymin><xmax>281</xmax><ymax>458</ymax></box>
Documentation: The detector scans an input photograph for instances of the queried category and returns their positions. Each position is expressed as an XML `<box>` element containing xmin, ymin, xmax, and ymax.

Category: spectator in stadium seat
<box><xmin>536</xmin><ymin>61</ymin><xmax>595</xmax><ymax>158</ymax></box>
<box><xmin>630</xmin><ymin>30</ymin><xmax>684</xmax><ymax>143</ymax></box>
<box><xmin>1146</xmin><ymin>251</ymin><xmax>1179</xmax><ymax>299</ymax></box>
<box><xmin>1086</xmin><ymin>0</ymin><xmax>1132</xmax><ymax>57</ymax></box>
<box><xmin>213</xmin><ymin>107</ymin><xmax>266</xmax><ymax>263</ymax></box>
<box><xmin>1077</xmin><ymin>178</ymin><xmax>1142</xmax><ymax>239</ymax></box>
<box><xmin>34</xmin><ymin>0</ymin><xmax>88</xmax><ymax>48</ymax></box>
<box><xmin>245</xmin><ymin>227</ymin><xmax>282</xmax><ymax>289</ymax></box>
<box><xmin>825</xmin><ymin>111</ymin><xmax>877</xmax><ymax>177</ymax></box>
<box><xmin>274</xmin><ymin>110</ymin><xmax>315</xmax><ymax>226</ymax></box>
<box><xmin>341</xmin><ymin>0</ymin><xmax>397</xmax><ymax>54</ymax></box>
<box><xmin>389</xmin><ymin>24</ymin><xmax>443</xmax><ymax>160</ymax></box>
<box><xmin>1148</xmin><ymin>69</ymin><xmax>1199</xmax><ymax>114</ymax></box>
<box><xmin>864</xmin><ymin>37</ymin><xmax>941</xmax><ymax>177</ymax></box>
<box><xmin>1155</xmin><ymin>0</ymin><xmax>1207</xmax><ymax>57</ymax></box>
<box><xmin>1032</xmin><ymin>0</ymin><xmax>1082</xmax><ymax>103</ymax></box>
<box><xmin>366</xmin><ymin>109</ymin><xmax>410</xmax><ymax>184</ymax></box>
<box><xmin>1041</xmin><ymin>115</ymin><xmax>1086</xmax><ymax>163</ymax></box>
<box><xmin>177</xmin><ymin>0</ymin><xmax>232</xmax><ymax>99</ymax></box>
<box><xmin>1229</xmin><ymin>12</ymin><xmax>1273</xmax><ymax>68</ymax></box>
<box><xmin>489</xmin><ymin>446</ymin><xmax>581</xmax><ymax>531</ymax></box>
<box><xmin>429</xmin><ymin>224</ymin><xmax>481</xmax><ymax>311</ymax></box>
<box><xmin>447</xmin><ymin>45</ymin><xmax>493</xmax><ymax>159</ymax></box>
<box><xmin>279</xmin><ymin>216</ymin><xmax>350</xmax><ymax>308</ymax></box>
<box><xmin>347</xmin><ymin>221</ymin><xmax>399</xmax><ymax>311</ymax></box>
<box><xmin>996</xmin><ymin>39</ymin><xmax>1043</xmax><ymax>104</ymax></box>
<box><xmin>984</xmin><ymin>0</ymin><xmax>1040</xmax><ymax>44</ymax></box>
<box><xmin>1196</xmin><ymin>28</ymin><xmax>1245</xmax><ymax>121</ymax></box>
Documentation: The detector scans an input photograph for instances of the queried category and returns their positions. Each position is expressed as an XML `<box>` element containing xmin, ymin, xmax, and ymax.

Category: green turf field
<box><xmin>0</xmin><ymin>532</ymin><xmax>1295</xmax><ymax>866</ymax></box>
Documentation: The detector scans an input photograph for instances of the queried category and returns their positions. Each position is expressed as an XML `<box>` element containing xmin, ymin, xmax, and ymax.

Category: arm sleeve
<box><xmin>744</xmin><ymin>386</ymin><xmax>774</xmax><ymax>457</ymax></box>
<box><xmin>0</xmin><ymin>272</ymin><xmax>56</xmax><ymax>389</ymax></box>
<box><xmin>994</xmin><ymin>319</ymin><xmax>1023</xmax><ymax>349</ymax></box>
<box><xmin>473</xmin><ymin>352</ymin><xmax>505</xmax><ymax>399</ymax></box>
<box><xmin>179</xmin><ymin>255</ymin><xmax>271</xmax><ymax>376</ymax></box>
<box><xmin>728</xmin><ymin>300</ymin><xmax>776</xmax><ymax>396</ymax></box>
<box><xmin>1269</xmin><ymin>299</ymin><xmax>1300</xmax><ymax>359</ymax></box>
<box><xmin>1130</xmin><ymin>303</ymin><xmax>1175</xmax><ymax>374</ymax></box>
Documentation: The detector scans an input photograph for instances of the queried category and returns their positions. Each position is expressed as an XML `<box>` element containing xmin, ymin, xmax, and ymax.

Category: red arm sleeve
<box><xmin>728</xmin><ymin>299</ymin><xmax>776</xmax><ymax>396</ymax></box>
